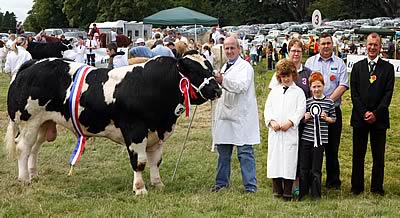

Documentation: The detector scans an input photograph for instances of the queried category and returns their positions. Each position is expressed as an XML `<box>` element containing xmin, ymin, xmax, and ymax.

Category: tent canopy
<box><xmin>143</xmin><ymin>7</ymin><xmax>218</xmax><ymax>26</ymax></box>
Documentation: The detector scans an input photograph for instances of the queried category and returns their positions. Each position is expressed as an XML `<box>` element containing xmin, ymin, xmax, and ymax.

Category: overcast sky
<box><xmin>1</xmin><ymin>0</ymin><xmax>33</xmax><ymax>22</ymax></box>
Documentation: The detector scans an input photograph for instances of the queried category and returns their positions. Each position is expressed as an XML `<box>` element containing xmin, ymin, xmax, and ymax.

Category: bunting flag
<box><xmin>179</xmin><ymin>77</ymin><xmax>197</xmax><ymax>117</ymax></box>
<box><xmin>310</xmin><ymin>104</ymin><xmax>322</xmax><ymax>148</ymax></box>
<box><xmin>68</xmin><ymin>65</ymin><xmax>93</xmax><ymax>175</ymax></box>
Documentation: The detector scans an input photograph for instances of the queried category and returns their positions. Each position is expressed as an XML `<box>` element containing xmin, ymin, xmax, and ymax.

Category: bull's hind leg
<box><xmin>28</xmin><ymin>121</ymin><xmax>57</xmax><ymax>182</ymax></box>
<box><xmin>146</xmin><ymin>142</ymin><xmax>164</xmax><ymax>189</ymax></box>
<box><xmin>16</xmin><ymin>125</ymin><xmax>40</xmax><ymax>184</ymax></box>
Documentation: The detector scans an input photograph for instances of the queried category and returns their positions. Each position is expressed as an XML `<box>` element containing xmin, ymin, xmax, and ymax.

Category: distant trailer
<box><xmin>89</xmin><ymin>20</ymin><xmax>152</xmax><ymax>42</ymax></box>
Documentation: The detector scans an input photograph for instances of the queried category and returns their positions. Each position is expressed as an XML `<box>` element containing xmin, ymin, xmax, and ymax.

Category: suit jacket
<box><xmin>350</xmin><ymin>58</ymin><xmax>395</xmax><ymax>129</ymax></box>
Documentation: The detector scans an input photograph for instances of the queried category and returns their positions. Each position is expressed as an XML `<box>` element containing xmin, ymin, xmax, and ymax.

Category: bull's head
<box><xmin>178</xmin><ymin>52</ymin><xmax>222</xmax><ymax>104</ymax></box>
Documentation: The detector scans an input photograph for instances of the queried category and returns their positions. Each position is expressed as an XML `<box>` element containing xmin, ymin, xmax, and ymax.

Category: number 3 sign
<box><xmin>312</xmin><ymin>10</ymin><xmax>322</xmax><ymax>28</ymax></box>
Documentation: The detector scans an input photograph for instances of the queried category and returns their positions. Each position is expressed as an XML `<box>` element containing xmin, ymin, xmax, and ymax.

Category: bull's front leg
<box><xmin>146</xmin><ymin>142</ymin><xmax>164</xmax><ymax>189</ymax></box>
<box><xmin>128</xmin><ymin>138</ymin><xmax>148</xmax><ymax>195</ymax></box>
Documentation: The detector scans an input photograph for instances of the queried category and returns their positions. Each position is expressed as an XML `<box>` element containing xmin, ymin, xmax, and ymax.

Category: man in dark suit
<box><xmin>350</xmin><ymin>32</ymin><xmax>395</xmax><ymax>196</ymax></box>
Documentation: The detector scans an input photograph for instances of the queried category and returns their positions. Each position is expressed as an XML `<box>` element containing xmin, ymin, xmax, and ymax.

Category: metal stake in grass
<box><xmin>172</xmin><ymin>105</ymin><xmax>198</xmax><ymax>181</ymax></box>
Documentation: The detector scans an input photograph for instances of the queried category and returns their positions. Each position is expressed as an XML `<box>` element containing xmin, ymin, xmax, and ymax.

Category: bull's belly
<box><xmin>16</xmin><ymin>106</ymin><xmax>175</xmax><ymax>149</ymax></box>
<box><xmin>83</xmin><ymin>124</ymin><xmax>176</xmax><ymax>149</ymax></box>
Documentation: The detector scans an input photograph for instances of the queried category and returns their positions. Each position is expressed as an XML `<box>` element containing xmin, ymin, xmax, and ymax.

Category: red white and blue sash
<box><xmin>68</xmin><ymin>65</ymin><xmax>93</xmax><ymax>175</ymax></box>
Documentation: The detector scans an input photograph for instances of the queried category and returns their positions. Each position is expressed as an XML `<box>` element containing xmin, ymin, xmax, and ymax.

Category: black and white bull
<box><xmin>5</xmin><ymin>53</ymin><xmax>221</xmax><ymax>195</ymax></box>
<box><xmin>27</xmin><ymin>41</ymin><xmax>69</xmax><ymax>59</ymax></box>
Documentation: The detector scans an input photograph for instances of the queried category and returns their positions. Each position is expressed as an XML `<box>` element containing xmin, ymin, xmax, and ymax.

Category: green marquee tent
<box><xmin>143</xmin><ymin>7</ymin><xmax>218</xmax><ymax>26</ymax></box>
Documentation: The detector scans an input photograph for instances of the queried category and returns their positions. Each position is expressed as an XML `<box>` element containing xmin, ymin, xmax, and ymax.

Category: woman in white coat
<box><xmin>264</xmin><ymin>59</ymin><xmax>306</xmax><ymax>200</ymax></box>
<box><xmin>4</xmin><ymin>36</ymin><xmax>32</xmax><ymax>82</ymax></box>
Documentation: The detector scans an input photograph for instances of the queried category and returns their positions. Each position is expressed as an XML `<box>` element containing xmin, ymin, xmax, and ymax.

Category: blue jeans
<box><xmin>215</xmin><ymin>144</ymin><xmax>257</xmax><ymax>191</ymax></box>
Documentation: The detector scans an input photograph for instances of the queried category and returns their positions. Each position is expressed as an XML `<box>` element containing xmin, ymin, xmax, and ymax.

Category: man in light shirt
<box><xmin>305</xmin><ymin>32</ymin><xmax>348</xmax><ymax>190</ymax></box>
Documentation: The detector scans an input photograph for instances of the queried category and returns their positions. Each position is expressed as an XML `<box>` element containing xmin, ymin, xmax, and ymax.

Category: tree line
<box><xmin>3</xmin><ymin>0</ymin><xmax>400</xmax><ymax>33</ymax></box>
<box><xmin>0</xmin><ymin>11</ymin><xmax>17</xmax><ymax>33</ymax></box>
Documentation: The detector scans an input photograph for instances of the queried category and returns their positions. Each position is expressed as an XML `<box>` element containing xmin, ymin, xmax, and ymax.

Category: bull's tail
<box><xmin>5</xmin><ymin>119</ymin><xmax>18</xmax><ymax>160</ymax></box>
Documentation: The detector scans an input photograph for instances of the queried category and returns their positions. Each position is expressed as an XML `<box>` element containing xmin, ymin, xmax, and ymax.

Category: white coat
<box><xmin>111</xmin><ymin>54</ymin><xmax>129</xmax><ymax>68</ymax></box>
<box><xmin>4</xmin><ymin>46</ymin><xmax>32</xmax><ymax>82</ymax></box>
<box><xmin>213</xmin><ymin>57</ymin><xmax>260</xmax><ymax>146</ymax></box>
<box><xmin>74</xmin><ymin>44</ymin><xmax>86</xmax><ymax>63</ymax></box>
<box><xmin>264</xmin><ymin>83</ymin><xmax>306</xmax><ymax>179</ymax></box>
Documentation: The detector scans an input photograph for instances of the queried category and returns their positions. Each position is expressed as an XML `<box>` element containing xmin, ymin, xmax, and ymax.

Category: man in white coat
<box><xmin>211</xmin><ymin>36</ymin><xmax>260</xmax><ymax>193</ymax></box>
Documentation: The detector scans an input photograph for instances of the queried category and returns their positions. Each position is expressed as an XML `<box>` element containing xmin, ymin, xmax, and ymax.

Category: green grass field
<box><xmin>1</xmin><ymin>62</ymin><xmax>400</xmax><ymax>217</ymax></box>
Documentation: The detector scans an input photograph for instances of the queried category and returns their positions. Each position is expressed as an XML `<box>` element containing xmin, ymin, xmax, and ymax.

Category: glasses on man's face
<box><xmin>290</xmin><ymin>49</ymin><xmax>302</xmax><ymax>53</ymax></box>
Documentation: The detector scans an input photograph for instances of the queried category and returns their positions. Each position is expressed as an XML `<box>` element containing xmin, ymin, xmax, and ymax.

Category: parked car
<box><xmin>326</xmin><ymin>20</ymin><xmax>353</xmax><ymax>29</ymax></box>
<box><xmin>268</xmin><ymin>29</ymin><xmax>282</xmax><ymax>37</ymax></box>
<box><xmin>282</xmin><ymin>25</ymin><xmax>304</xmax><ymax>35</ymax></box>
<box><xmin>251</xmin><ymin>34</ymin><xmax>265</xmax><ymax>45</ymax></box>
<box><xmin>299</xmin><ymin>23</ymin><xmax>314</xmax><ymax>34</ymax></box>
<box><xmin>343</xmin><ymin>29</ymin><xmax>354</xmax><ymax>39</ymax></box>
<box><xmin>372</xmin><ymin>17</ymin><xmax>391</xmax><ymax>25</ymax></box>
<box><xmin>333</xmin><ymin>31</ymin><xmax>344</xmax><ymax>40</ymax></box>
<box><xmin>280</xmin><ymin>22</ymin><xmax>299</xmax><ymax>30</ymax></box>
<box><xmin>352</xmin><ymin>19</ymin><xmax>373</xmax><ymax>28</ymax></box>
<box><xmin>261</xmin><ymin>23</ymin><xmax>281</xmax><ymax>31</ymax></box>
<box><xmin>64</xmin><ymin>31</ymin><xmax>88</xmax><ymax>40</ymax></box>
<box><xmin>257</xmin><ymin>28</ymin><xmax>270</xmax><ymax>35</ymax></box>
<box><xmin>222</xmin><ymin>26</ymin><xmax>239</xmax><ymax>33</ymax></box>
<box><xmin>376</xmin><ymin>20</ymin><xmax>400</xmax><ymax>30</ymax></box>
<box><xmin>23</xmin><ymin>31</ymin><xmax>36</xmax><ymax>37</ymax></box>
<box><xmin>183</xmin><ymin>27</ymin><xmax>209</xmax><ymax>35</ymax></box>
<box><xmin>310</xmin><ymin>26</ymin><xmax>336</xmax><ymax>36</ymax></box>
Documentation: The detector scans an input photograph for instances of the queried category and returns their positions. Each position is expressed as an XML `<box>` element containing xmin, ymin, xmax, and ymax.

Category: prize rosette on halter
<box><xmin>179</xmin><ymin>76</ymin><xmax>197</xmax><ymax>117</ymax></box>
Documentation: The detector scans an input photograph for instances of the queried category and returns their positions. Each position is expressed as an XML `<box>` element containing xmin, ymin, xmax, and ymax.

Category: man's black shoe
<box><xmin>210</xmin><ymin>185</ymin><xmax>226</xmax><ymax>192</ymax></box>
<box><xmin>371</xmin><ymin>189</ymin><xmax>385</xmax><ymax>196</ymax></box>
<box><xmin>351</xmin><ymin>188</ymin><xmax>363</xmax><ymax>195</ymax></box>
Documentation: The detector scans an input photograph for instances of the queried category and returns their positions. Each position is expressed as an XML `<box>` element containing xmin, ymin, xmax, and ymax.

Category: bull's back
<box><xmin>8</xmin><ymin>59</ymin><xmax>73</xmax><ymax>121</ymax></box>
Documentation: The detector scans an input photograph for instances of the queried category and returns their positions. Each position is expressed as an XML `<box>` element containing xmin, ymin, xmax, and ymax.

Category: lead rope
<box><xmin>172</xmin><ymin>104</ymin><xmax>198</xmax><ymax>181</ymax></box>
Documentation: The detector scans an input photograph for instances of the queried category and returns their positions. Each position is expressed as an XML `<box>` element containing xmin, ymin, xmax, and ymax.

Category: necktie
<box><xmin>283</xmin><ymin>86</ymin><xmax>289</xmax><ymax>94</ymax></box>
<box><xmin>369</xmin><ymin>61</ymin><xmax>376</xmax><ymax>75</ymax></box>
<box><xmin>224</xmin><ymin>62</ymin><xmax>233</xmax><ymax>72</ymax></box>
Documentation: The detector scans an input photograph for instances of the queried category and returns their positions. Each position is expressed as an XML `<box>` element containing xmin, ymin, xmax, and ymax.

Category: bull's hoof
<box><xmin>152</xmin><ymin>182</ymin><xmax>165</xmax><ymax>190</ymax></box>
<box><xmin>134</xmin><ymin>187</ymin><xmax>148</xmax><ymax>196</ymax></box>
<box><xmin>30</xmin><ymin>175</ymin><xmax>39</xmax><ymax>183</ymax></box>
<box><xmin>17</xmin><ymin>178</ymin><xmax>31</xmax><ymax>186</ymax></box>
